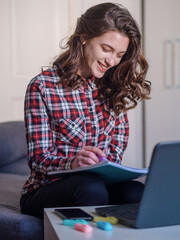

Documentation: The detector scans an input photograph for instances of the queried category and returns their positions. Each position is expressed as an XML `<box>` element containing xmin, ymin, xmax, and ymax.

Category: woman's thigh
<box><xmin>20</xmin><ymin>172</ymin><xmax>108</xmax><ymax>218</ymax></box>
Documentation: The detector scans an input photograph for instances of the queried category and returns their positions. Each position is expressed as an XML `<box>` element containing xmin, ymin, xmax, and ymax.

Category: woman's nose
<box><xmin>105</xmin><ymin>55</ymin><xmax>116</xmax><ymax>67</ymax></box>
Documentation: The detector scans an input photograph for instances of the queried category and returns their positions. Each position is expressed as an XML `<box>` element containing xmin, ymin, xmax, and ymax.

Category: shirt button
<box><xmin>89</xmin><ymin>107</ymin><xmax>94</xmax><ymax>112</ymax></box>
<box><xmin>70</xmin><ymin>122</ymin><xmax>76</xmax><ymax>128</ymax></box>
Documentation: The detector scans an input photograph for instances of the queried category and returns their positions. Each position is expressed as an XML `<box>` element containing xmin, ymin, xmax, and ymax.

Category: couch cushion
<box><xmin>0</xmin><ymin>121</ymin><xmax>27</xmax><ymax>168</ymax></box>
<box><xmin>0</xmin><ymin>173</ymin><xmax>43</xmax><ymax>240</ymax></box>
<box><xmin>0</xmin><ymin>156</ymin><xmax>30</xmax><ymax>176</ymax></box>
<box><xmin>0</xmin><ymin>173</ymin><xmax>27</xmax><ymax>210</ymax></box>
<box><xmin>0</xmin><ymin>206</ymin><xmax>44</xmax><ymax>240</ymax></box>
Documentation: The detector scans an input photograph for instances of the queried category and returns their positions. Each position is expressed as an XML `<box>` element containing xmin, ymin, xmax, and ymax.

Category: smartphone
<box><xmin>54</xmin><ymin>208</ymin><xmax>93</xmax><ymax>221</ymax></box>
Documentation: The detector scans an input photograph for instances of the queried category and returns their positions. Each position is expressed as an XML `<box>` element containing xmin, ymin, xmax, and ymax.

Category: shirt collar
<box><xmin>80</xmin><ymin>75</ymin><xmax>95</xmax><ymax>89</ymax></box>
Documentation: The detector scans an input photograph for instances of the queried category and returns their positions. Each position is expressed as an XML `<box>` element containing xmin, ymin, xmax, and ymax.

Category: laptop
<box><xmin>95</xmin><ymin>141</ymin><xmax>180</xmax><ymax>228</ymax></box>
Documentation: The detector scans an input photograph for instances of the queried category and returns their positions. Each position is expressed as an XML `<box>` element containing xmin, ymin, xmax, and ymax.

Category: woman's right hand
<box><xmin>71</xmin><ymin>146</ymin><xmax>105</xmax><ymax>169</ymax></box>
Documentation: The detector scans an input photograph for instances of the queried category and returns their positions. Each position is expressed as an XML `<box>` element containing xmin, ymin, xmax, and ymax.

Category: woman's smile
<box><xmin>97</xmin><ymin>61</ymin><xmax>109</xmax><ymax>73</ymax></box>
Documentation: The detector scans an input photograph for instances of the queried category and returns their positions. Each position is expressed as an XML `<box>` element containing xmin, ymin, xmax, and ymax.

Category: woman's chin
<box><xmin>93</xmin><ymin>71</ymin><xmax>105</xmax><ymax>79</ymax></box>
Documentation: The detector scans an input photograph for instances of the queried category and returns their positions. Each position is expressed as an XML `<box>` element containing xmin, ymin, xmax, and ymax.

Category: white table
<box><xmin>44</xmin><ymin>206</ymin><xmax>180</xmax><ymax>240</ymax></box>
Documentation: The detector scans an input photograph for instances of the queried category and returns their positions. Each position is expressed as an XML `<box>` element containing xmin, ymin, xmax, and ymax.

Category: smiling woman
<box><xmin>20</xmin><ymin>2</ymin><xmax>151</xmax><ymax>219</ymax></box>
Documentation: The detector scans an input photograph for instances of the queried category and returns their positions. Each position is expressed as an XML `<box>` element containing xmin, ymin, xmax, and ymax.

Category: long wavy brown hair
<box><xmin>53</xmin><ymin>2</ymin><xmax>151</xmax><ymax>115</ymax></box>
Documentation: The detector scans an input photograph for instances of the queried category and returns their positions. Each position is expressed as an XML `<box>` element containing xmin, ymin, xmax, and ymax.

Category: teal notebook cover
<box><xmin>48</xmin><ymin>160</ymin><xmax>148</xmax><ymax>184</ymax></box>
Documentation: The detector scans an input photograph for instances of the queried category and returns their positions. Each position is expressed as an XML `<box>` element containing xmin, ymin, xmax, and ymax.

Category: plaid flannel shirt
<box><xmin>22</xmin><ymin>66</ymin><xmax>129</xmax><ymax>195</ymax></box>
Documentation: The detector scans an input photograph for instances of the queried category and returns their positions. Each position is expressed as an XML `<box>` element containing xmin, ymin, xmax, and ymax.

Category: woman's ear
<box><xmin>80</xmin><ymin>34</ymin><xmax>87</xmax><ymax>45</ymax></box>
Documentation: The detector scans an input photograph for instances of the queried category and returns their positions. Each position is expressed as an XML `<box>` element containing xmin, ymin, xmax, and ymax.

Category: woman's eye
<box><xmin>102</xmin><ymin>47</ymin><xmax>110</xmax><ymax>52</ymax></box>
<box><xmin>117</xmin><ymin>54</ymin><xmax>124</xmax><ymax>59</ymax></box>
<box><xmin>117</xmin><ymin>55</ymin><xmax>122</xmax><ymax>59</ymax></box>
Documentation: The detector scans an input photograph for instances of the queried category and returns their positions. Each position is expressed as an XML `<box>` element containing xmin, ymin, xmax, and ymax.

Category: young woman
<box><xmin>20</xmin><ymin>2</ymin><xmax>151</xmax><ymax>218</ymax></box>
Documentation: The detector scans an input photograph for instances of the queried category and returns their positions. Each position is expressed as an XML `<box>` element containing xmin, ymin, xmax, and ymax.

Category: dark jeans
<box><xmin>20</xmin><ymin>172</ymin><xmax>144</xmax><ymax>218</ymax></box>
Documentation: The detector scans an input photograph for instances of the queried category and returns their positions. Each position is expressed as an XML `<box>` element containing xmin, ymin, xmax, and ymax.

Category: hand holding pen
<box><xmin>71</xmin><ymin>146</ymin><xmax>106</xmax><ymax>169</ymax></box>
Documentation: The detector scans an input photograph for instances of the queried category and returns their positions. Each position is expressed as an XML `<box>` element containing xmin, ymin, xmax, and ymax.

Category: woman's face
<box><xmin>79</xmin><ymin>30</ymin><xmax>129</xmax><ymax>78</ymax></box>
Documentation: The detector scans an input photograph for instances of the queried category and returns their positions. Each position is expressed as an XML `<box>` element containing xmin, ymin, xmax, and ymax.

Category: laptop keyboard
<box><xmin>117</xmin><ymin>209</ymin><xmax>138</xmax><ymax>220</ymax></box>
<box><xmin>96</xmin><ymin>204</ymin><xmax>139</xmax><ymax>222</ymax></box>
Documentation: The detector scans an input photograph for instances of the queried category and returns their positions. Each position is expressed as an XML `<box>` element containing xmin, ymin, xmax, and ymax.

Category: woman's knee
<box><xmin>107</xmin><ymin>180</ymin><xmax>144</xmax><ymax>205</ymax></box>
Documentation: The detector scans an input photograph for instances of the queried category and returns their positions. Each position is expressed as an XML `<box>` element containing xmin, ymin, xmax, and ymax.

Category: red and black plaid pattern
<box><xmin>22</xmin><ymin>66</ymin><xmax>129</xmax><ymax>195</ymax></box>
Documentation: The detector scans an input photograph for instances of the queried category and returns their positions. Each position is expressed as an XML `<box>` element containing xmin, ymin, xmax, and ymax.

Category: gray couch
<box><xmin>0</xmin><ymin>121</ymin><xmax>43</xmax><ymax>240</ymax></box>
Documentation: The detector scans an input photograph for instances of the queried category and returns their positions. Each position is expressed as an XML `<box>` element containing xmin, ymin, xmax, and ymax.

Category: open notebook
<box><xmin>48</xmin><ymin>159</ymin><xmax>148</xmax><ymax>184</ymax></box>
